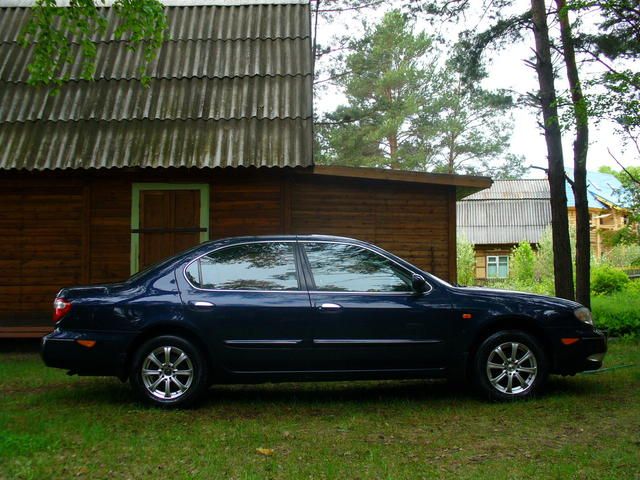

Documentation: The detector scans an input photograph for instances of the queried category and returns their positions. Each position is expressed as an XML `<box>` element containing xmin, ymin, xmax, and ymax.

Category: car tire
<box><xmin>130</xmin><ymin>335</ymin><xmax>208</xmax><ymax>408</ymax></box>
<box><xmin>472</xmin><ymin>330</ymin><xmax>548</xmax><ymax>401</ymax></box>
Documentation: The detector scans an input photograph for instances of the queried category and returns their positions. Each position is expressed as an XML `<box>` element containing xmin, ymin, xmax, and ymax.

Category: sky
<box><xmin>313</xmin><ymin>0</ymin><xmax>639</xmax><ymax>178</ymax></box>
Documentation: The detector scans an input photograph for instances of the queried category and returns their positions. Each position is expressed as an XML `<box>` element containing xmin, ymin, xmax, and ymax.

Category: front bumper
<box><xmin>552</xmin><ymin>329</ymin><xmax>608</xmax><ymax>375</ymax></box>
<box><xmin>41</xmin><ymin>329</ymin><xmax>136</xmax><ymax>377</ymax></box>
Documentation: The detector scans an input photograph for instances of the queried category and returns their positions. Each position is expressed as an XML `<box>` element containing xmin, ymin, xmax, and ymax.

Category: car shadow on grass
<box><xmin>32</xmin><ymin>373</ymin><xmax>613</xmax><ymax>411</ymax></box>
<box><xmin>543</xmin><ymin>374</ymin><xmax>615</xmax><ymax>397</ymax></box>
<box><xmin>205</xmin><ymin>379</ymin><xmax>471</xmax><ymax>406</ymax></box>
<box><xmin>37</xmin><ymin>377</ymin><xmax>478</xmax><ymax>409</ymax></box>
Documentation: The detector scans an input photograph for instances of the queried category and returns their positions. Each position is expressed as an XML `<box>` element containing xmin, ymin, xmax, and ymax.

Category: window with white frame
<box><xmin>487</xmin><ymin>255</ymin><xmax>509</xmax><ymax>278</ymax></box>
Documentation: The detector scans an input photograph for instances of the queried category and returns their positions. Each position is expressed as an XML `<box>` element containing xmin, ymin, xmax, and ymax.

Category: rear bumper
<box><xmin>41</xmin><ymin>329</ymin><xmax>135</xmax><ymax>377</ymax></box>
<box><xmin>552</xmin><ymin>330</ymin><xmax>608</xmax><ymax>375</ymax></box>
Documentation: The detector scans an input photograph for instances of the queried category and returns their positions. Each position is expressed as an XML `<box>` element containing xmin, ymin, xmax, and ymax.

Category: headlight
<box><xmin>574</xmin><ymin>307</ymin><xmax>593</xmax><ymax>326</ymax></box>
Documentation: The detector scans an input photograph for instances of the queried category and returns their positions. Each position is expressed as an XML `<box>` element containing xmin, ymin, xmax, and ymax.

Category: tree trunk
<box><xmin>384</xmin><ymin>86</ymin><xmax>400</xmax><ymax>168</ymax></box>
<box><xmin>530</xmin><ymin>0</ymin><xmax>575</xmax><ymax>300</ymax></box>
<box><xmin>447</xmin><ymin>132</ymin><xmax>456</xmax><ymax>173</ymax></box>
<box><xmin>388</xmin><ymin>134</ymin><xmax>399</xmax><ymax>162</ymax></box>
<box><xmin>555</xmin><ymin>0</ymin><xmax>591</xmax><ymax>308</ymax></box>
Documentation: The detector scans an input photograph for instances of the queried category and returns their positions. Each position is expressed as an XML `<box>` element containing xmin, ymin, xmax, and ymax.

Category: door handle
<box><xmin>318</xmin><ymin>303</ymin><xmax>342</xmax><ymax>311</ymax></box>
<box><xmin>188</xmin><ymin>301</ymin><xmax>216</xmax><ymax>309</ymax></box>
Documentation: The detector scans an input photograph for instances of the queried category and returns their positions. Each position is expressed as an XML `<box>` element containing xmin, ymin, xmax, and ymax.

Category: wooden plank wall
<box><xmin>210</xmin><ymin>176</ymin><xmax>284</xmax><ymax>239</ymax></box>
<box><xmin>290</xmin><ymin>175</ymin><xmax>453</xmax><ymax>279</ymax></box>
<box><xmin>0</xmin><ymin>168</ymin><xmax>456</xmax><ymax>334</ymax></box>
<box><xmin>90</xmin><ymin>177</ymin><xmax>131</xmax><ymax>283</ymax></box>
<box><xmin>0</xmin><ymin>176</ymin><xmax>85</xmax><ymax>332</ymax></box>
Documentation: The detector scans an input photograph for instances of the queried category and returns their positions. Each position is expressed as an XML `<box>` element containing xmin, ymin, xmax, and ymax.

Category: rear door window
<box><xmin>185</xmin><ymin>242</ymin><xmax>300</xmax><ymax>291</ymax></box>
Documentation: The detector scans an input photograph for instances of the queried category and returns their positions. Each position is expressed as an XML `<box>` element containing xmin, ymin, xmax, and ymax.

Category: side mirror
<box><xmin>411</xmin><ymin>274</ymin><xmax>428</xmax><ymax>293</ymax></box>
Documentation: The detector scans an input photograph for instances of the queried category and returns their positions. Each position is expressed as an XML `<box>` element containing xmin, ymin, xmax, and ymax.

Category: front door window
<box><xmin>302</xmin><ymin>242</ymin><xmax>413</xmax><ymax>292</ymax></box>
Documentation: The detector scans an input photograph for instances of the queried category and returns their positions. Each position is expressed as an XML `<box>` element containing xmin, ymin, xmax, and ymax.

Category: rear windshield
<box><xmin>127</xmin><ymin>243</ymin><xmax>206</xmax><ymax>284</ymax></box>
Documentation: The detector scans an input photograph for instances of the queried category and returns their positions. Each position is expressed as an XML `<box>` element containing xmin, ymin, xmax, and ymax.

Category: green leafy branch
<box><xmin>19</xmin><ymin>0</ymin><xmax>167</xmax><ymax>89</ymax></box>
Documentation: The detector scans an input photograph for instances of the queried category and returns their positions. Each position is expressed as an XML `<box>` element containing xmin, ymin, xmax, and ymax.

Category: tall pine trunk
<box><xmin>556</xmin><ymin>0</ymin><xmax>591</xmax><ymax>308</ymax></box>
<box><xmin>530</xmin><ymin>0</ymin><xmax>575</xmax><ymax>300</ymax></box>
<box><xmin>384</xmin><ymin>87</ymin><xmax>400</xmax><ymax>168</ymax></box>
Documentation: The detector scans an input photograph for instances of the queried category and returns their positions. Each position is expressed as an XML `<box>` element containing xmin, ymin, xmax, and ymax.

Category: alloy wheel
<box><xmin>141</xmin><ymin>346</ymin><xmax>194</xmax><ymax>400</ymax></box>
<box><xmin>486</xmin><ymin>341</ymin><xmax>538</xmax><ymax>395</ymax></box>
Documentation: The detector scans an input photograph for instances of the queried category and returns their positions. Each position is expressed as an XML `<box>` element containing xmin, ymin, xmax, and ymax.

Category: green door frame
<box><xmin>130</xmin><ymin>183</ymin><xmax>210</xmax><ymax>274</ymax></box>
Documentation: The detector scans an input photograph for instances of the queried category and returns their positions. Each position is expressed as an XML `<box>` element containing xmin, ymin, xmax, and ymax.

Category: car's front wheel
<box><xmin>473</xmin><ymin>330</ymin><xmax>548</xmax><ymax>401</ymax></box>
<box><xmin>130</xmin><ymin>335</ymin><xmax>208</xmax><ymax>407</ymax></box>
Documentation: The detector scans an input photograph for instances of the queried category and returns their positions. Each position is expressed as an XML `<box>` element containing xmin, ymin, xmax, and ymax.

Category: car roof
<box><xmin>201</xmin><ymin>234</ymin><xmax>366</xmax><ymax>245</ymax></box>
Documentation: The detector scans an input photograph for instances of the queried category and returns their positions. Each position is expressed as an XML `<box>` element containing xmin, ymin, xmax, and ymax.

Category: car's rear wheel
<box><xmin>130</xmin><ymin>335</ymin><xmax>208</xmax><ymax>408</ymax></box>
<box><xmin>473</xmin><ymin>330</ymin><xmax>548</xmax><ymax>401</ymax></box>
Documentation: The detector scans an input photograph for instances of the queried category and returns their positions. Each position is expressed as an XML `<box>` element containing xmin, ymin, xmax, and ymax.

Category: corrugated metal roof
<box><xmin>0</xmin><ymin>119</ymin><xmax>312</xmax><ymax>170</ymax></box>
<box><xmin>1</xmin><ymin>40</ymin><xmax>312</xmax><ymax>82</ymax></box>
<box><xmin>1</xmin><ymin>0</ymin><xmax>308</xmax><ymax>7</ymax></box>
<box><xmin>0</xmin><ymin>2</ymin><xmax>313</xmax><ymax>170</ymax></box>
<box><xmin>1</xmin><ymin>76</ymin><xmax>312</xmax><ymax>122</ymax></box>
<box><xmin>0</xmin><ymin>4</ymin><xmax>310</xmax><ymax>43</ymax></box>
<box><xmin>457</xmin><ymin>199</ymin><xmax>552</xmax><ymax>244</ymax></box>
<box><xmin>457</xmin><ymin>179</ymin><xmax>552</xmax><ymax>245</ymax></box>
<box><xmin>457</xmin><ymin>173</ymin><xmax>626</xmax><ymax>245</ymax></box>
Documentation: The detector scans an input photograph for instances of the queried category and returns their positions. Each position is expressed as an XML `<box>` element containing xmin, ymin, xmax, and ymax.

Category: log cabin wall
<box><xmin>210</xmin><ymin>174</ymin><xmax>285</xmax><ymax>239</ymax></box>
<box><xmin>289</xmin><ymin>174</ymin><xmax>454</xmax><ymax>280</ymax></box>
<box><xmin>0</xmin><ymin>168</ymin><xmax>457</xmax><ymax>335</ymax></box>
<box><xmin>0</xmin><ymin>176</ymin><xmax>86</xmax><ymax>328</ymax></box>
<box><xmin>89</xmin><ymin>177</ymin><xmax>132</xmax><ymax>284</ymax></box>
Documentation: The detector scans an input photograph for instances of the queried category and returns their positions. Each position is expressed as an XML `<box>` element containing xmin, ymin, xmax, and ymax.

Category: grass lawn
<box><xmin>1</xmin><ymin>340</ymin><xmax>638</xmax><ymax>480</ymax></box>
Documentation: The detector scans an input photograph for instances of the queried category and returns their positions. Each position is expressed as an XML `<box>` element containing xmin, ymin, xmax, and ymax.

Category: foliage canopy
<box><xmin>315</xmin><ymin>10</ymin><xmax>525</xmax><ymax>178</ymax></box>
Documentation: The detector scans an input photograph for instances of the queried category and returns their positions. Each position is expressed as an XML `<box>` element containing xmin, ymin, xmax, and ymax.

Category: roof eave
<box><xmin>310</xmin><ymin>165</ymin><xmax>492</xmax><ymax>198</ymax></box>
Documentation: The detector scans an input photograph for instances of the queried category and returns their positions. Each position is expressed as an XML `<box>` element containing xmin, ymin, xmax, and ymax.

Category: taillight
<box><xmin>53</xmin><ymin>297</ymin><xmax>72</xmax><ymax>322</ymax></box>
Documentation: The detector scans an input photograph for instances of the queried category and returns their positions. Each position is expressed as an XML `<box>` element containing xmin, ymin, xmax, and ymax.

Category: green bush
<box><xmin>456</xmin><ymin>236</ymin><xmax>476</xmax><ymax>286</ymax></box>
<box><xmin>518</xmin><ymin>278</ymin><xmax>555</xmax><ymax>296</ymax></box>
<box><xmin>591</xmin><ymin>265</ymin><xmax>629</xmax><ymax>296</ymax></box>
<box><xmin>600</xmin><ymin>243</ymin><xmax>640</xmax><ymax>268</ymax></box>
<box><xmin>510</xmin><ymin>241</ymin><xmax>535</xmax><ymax>284</ymax></box>
<box><xmin>624</xmin><ymin>278</ymin><xmax>640</xmax><ymax>295</ymax></box>
<box><xmin>483</xmin><ymin>277</ymin><xmax>555</xmax><ymax>296</ymax></box>
<box><xmin>533</xmin><ymin>227</ymin><xmax>555</xmax><ymax>283</ymax></box>
<box><xmin>591</xmin><ymin>286</ymin><xmax>640</xmax><ymax>337</ymax></box>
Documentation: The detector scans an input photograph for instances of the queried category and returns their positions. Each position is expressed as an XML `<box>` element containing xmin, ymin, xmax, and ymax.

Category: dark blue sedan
<box><xmin>42</xmin><ymin>235</ymin><xmax>607</xmax><ymax>406</ymax></box>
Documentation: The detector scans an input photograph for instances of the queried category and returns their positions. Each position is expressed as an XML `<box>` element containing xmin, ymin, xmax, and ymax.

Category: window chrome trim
<box><xmin>308</xmin><ymin>291</ymin><xmax>418</xmax><ymax>296</ymax></box>
<box><xmin>182</xmin><ymin>238</ymin><xmax>433</xmax><ymax>295</ymax></box>
<box><xmin>313</xmin><ymin>339</ymin><xmax>441</xmax><ymax>345</ymax></box>
<box><xmin>300</xmin><ymin>240</ymin><xmax>433</xmax><ymax>295</ymax></box>
<box><xmin>182</xmin><ymin>240</ymin><xmax>303</xmax><ymax>293</ymax></box>
<box><xmin>224</xmin><ymin>339</ymin><xmax>303</xmax><ymax>346</ymax></box>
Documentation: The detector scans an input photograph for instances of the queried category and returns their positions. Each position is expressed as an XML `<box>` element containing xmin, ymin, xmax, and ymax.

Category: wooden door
<box><xmin>138</xmin><ymin>189</ymin><xmax>203</xmax><ymax>270</ymax></box>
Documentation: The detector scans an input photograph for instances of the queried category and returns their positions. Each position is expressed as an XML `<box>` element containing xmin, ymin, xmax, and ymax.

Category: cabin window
<box><xmin>302</xmin><ymin>242</ymin><xmax>413</xmax><ymax>293</ymax></box>
<box><xmin>487</xmin><ymin>255</ymin><xmax>509</xmax><ymax>279</ymax></box>
<box><xmin>185</xmin><ymin>242</ymin><xmax>300</xmax><ymax>291</ymax></box>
